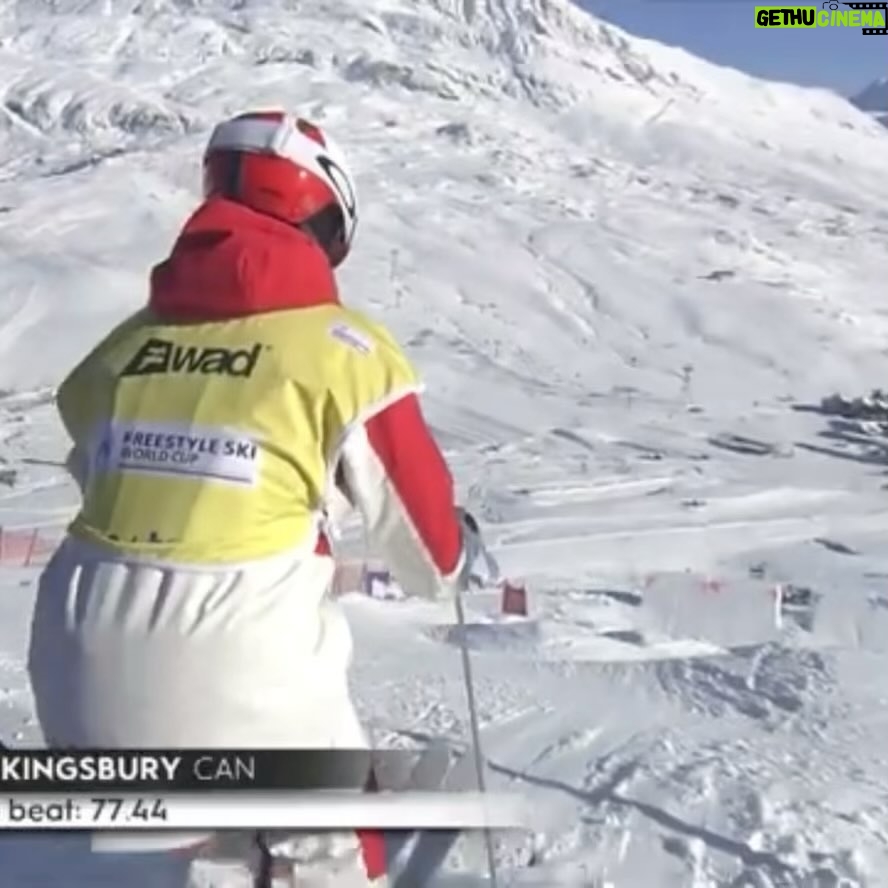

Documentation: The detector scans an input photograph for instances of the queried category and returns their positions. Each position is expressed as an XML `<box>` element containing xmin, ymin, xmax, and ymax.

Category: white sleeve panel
<box><xmin>338</xmin><ymin>424</ymin><xmax>464</xmax><ymax>601</ymax></box>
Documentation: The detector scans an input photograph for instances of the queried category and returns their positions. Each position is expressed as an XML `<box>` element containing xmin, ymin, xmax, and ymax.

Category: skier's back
<box><xmin>27</xmin><ymin>111</ymin><xmax>488</xmax><ymax>885</ymax></box>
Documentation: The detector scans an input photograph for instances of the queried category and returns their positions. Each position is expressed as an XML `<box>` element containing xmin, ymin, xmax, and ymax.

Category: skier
<box><xmin>26</xmin><ymin>110</ymin><xmax>493</xmax><ymax>885</ymax></box>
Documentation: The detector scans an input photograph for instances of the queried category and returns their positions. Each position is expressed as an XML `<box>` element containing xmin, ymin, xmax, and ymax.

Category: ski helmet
<box><xmin>202</xmin><ymin>110</ymin><xmax>358</xmax><ymax>268</ymax></box>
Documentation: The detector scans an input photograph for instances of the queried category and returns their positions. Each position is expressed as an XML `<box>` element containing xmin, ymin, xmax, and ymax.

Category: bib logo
<box><xmin>120</xmin><ymin>339</ymin><xmax>264</xmax><ymax>378</ymax></box>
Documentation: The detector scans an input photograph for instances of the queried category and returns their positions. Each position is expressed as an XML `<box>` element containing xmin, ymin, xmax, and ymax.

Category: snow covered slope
<box><xmin>1</xmin><ymin>1</ymin><xmax>888</xmax><ymax>886</ymax></box>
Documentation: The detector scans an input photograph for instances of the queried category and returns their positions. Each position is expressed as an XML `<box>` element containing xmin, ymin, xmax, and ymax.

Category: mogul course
<box><xmin>755</xmin><ymin>6</ymin><xmax>887</xmax><ymax>27</ymax></box>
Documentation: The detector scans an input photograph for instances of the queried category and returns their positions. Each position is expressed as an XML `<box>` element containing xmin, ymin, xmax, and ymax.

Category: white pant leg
<box><xmin>28</xmin><ymin>538</ymin><xmax>357</xmax><ymax>746</ymax></box>
<box><xmin>26</xmin><ymin>538</ymin><xmax>370</xmax><ymax>865</ymax></box>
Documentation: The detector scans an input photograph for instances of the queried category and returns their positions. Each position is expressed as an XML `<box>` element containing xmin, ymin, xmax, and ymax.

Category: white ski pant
<box><xmin>26</xmin><ymin>536</ymin><xmax>383</xmax><ymax>883</ymax></box>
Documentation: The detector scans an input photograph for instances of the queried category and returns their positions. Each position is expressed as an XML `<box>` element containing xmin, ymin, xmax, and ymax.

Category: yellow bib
<box><xmin>57</xmin><ymin>306</ymin><xmax>420</xmax><ymax>564</ymax></box>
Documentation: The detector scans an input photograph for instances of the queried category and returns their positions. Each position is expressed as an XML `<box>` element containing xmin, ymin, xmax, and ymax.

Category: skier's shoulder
<box><xmin>91</xmin><ymin>308</ymin><xmax>155</xmax><ymax>352</ymax></box>
<box><xmin>310</xmin><ymin>305</ymin><xmax>416</xmax><ymax>372</ymax></box>
<box><xmin>62</xmin><ymin>309</ymin><xmax>154</xmax><ymax>381</ymax></box>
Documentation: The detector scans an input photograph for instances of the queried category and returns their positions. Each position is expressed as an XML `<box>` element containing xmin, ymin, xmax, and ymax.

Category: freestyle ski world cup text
<box><xmin>755</xmin><ymin>3</ymin><xmax>888</xmax><ymax>32</ymax></box>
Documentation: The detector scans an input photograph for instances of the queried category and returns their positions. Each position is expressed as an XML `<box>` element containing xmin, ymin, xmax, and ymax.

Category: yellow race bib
<box><xmin>57</xmin><ymin>306</ymin><xmax>420</xmax><ymax>564</ymax></box>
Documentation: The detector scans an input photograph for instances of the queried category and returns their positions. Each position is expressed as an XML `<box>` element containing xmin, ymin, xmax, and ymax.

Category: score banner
<box><xmin>0</xmin><ymin>749</ymin><xmax>527</xmax><ymax>831</ymax></box>
<box><xmin>1</xmin><ymin>791</ymin><xmax>524</xmax><ymax>830</ymax></box>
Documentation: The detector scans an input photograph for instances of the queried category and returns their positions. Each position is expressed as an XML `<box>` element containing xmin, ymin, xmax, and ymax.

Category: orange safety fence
<box><xmin>0</xmin><ymin>527</ymin><xmax>63</xmax><ymax>568</ymax></box>
<box><xmin>0</xmin><ymin>525</ymin><xmax>383</xmax><ymax>597</ymax></box>
<box><xmin>0</xmin><ymin>529</ymin><xmax>800</xmax><ymax>632</ymax></box>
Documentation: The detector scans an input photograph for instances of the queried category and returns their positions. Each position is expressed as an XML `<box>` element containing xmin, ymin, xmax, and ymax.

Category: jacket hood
<box><xmin>149</xmin><ymin>197</ymin><xmax>339</xmax><ymax>321</ymax></box>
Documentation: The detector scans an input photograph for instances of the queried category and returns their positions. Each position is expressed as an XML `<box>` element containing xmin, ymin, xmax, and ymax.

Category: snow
<box><xmin>1</xmin><ymin>0</ymin><xmax>888</xmax><ymax>884</ymax></box>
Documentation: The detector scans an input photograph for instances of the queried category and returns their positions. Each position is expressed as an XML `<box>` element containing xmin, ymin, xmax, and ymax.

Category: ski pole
<box><xmin>253</xmin><ymin>831</ymin><xmax>274</xmax><ymax>888</ymax></box>
<box><xmin>454</xmin><ymin>589</ymin><xmax>499</xmax><ymax>887</ymax></box>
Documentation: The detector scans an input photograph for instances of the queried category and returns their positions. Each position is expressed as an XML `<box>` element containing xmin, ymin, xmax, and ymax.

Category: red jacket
<box><xmin>149</xmin><ymin>197</ymin><xmax>463</xmax><ymax>581</ymax></box>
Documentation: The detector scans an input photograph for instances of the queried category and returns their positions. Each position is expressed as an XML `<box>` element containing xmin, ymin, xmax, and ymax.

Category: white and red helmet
<box><xmin>202</xmin><ymin>110</ymin><xmax>358</xmax><ymax>268</ymax></box>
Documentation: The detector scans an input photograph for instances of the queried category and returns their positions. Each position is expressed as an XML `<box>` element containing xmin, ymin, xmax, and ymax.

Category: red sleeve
<box><xmin>363</xmin><ymin>394</ymin><xmax>462</xmax><ymax>575</ymax></box>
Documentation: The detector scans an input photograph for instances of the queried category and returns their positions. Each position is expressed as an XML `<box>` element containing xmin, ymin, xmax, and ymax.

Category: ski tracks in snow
<box><xmin>0</xmin><ymin>387</ymin><xmax>75</xmax><ymax>524</ymax></box>
<box><xmin>352</xmin><ymin>405</ymin><xmax>888</xmax><ymax>886</ymax></box>
<box><xmin>2</xmin><ymin>377</ymin><xmax>887</xmax><ymax>885</ymax></box>
<box><xmin>0</xmin><ymin>388</ymin><xmax>72</xmax><ymax>747</ymax></box>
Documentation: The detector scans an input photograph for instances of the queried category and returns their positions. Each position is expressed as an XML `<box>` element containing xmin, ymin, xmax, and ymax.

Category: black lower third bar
<box><xmin>0</xmin><ymin>749</ymin><xmax>420</xmax><ymax>793</ymax></box>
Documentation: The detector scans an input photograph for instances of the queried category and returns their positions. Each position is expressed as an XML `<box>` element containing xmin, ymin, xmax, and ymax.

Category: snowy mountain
<box><xmin>2</xmin><ymin>1</ymin><xmax>888</xmax><ymax>886</ymax></box>
<box><xmin>851</xmin><ymin>75</ymin><xmax>888</xmax><ymax>128</ymax></box>
<box><xmin>0</xmin><ymin>0</ymin><xmax>885</xmax><ymax>401</ymax></box>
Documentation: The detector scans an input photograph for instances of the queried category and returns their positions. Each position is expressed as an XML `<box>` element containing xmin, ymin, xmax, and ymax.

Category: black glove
<box><xmin>461</xmin><ymin>508</ymin><xmax>480</xmax><ymax>535</ymax></box>
<box><xmin>456</xmin><ymin>507</ymin><xmax>499</xmax><ymax>590</ymax></box>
